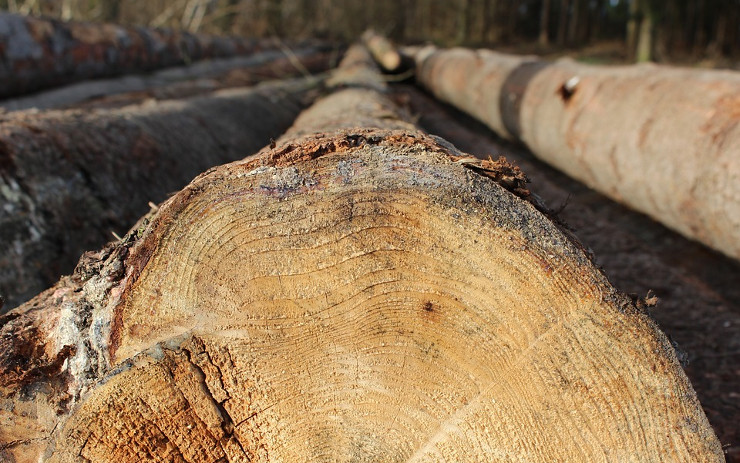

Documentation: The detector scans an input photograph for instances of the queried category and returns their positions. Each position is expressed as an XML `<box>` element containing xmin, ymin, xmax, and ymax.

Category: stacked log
<box><xmin>0</xmin><ymin>76</ymin><xmax>322</xmax><ymax>309</ymax></box>
<box><xmin>0</xmin><ymin>43</ymin><xmax>337</xmax><ymax>112</ymax></box>
<box><xmin>414</xmin><ymin>47</ymin><xmax>740</xmax><ymax>261</ymax></box>
<box><xmin>0</xmin><ymin>13</ymin><xmax>287</xmax><ymax>98</ymax></box>
<box><xmin>0</xmin><ymin>44</ymin><xmax>723</xmax><ymax>462</ymax></box>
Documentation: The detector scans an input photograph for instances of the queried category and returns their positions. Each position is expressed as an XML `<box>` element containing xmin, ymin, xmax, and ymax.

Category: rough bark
<box><xmin>414</xmin><ymin>47</ymin><xmax>740</xmax><ymax>261</ymax></box>
<box><xmin>0</xmin><ymin>44</ymin><xmax>722</xmax><ymax>462</ymax></box>
<box><xmin>0</xmin><ymin>43</ymin><xmax>337</xmax><ymax>112</ymax></box>
<box><xmin>0</xmin><ymin>13</ymin><xmax>278</xmax><ymax>98</ymax></box>
<box><xmin>0</xmin><ymin>76</ymin><xmax>322</xmax><ymax>310</ymax></box>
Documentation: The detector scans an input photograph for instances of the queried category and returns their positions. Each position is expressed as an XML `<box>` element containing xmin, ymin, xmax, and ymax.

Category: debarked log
<box><xmin>0</xmin><ymin>45</ymin><xmax>723</xmax><ymax>462</ymax></box>
<box><xmin>0</xmin><ymin>76</ymin><xmax>321</xmax><ymax>309</ymax></box>
<box><xmin>414</xmin><ymin>47</ymin><xmax>740</xmax><ymax>261</ymax></box>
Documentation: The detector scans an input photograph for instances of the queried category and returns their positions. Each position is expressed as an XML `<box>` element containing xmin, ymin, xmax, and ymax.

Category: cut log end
<box><xmin>1</xmin><ymin>126</ymin><xmax>722</xmax><ymax>462</ymax></box>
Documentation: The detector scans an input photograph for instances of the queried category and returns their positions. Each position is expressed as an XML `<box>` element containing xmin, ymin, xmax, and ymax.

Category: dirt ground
<box><xmin>397</xmin><ymin>84</ymin><xmax>740</xmax><ymax>462</ymax></box>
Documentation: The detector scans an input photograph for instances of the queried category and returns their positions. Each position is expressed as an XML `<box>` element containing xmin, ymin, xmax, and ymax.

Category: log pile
<box><xmin>0</xmin><ymin>18</ymin><xmax>734</xmax><ymax>462</ymax></box>
<box><xmin>0</xmin><ymin>13</ymin><xmax>291</xmax><ymax>98</ymax></box>
<box><xmin>0</xmin><ymin>71</ymin><xmax>324</xmax><ymax>309</ymax></box>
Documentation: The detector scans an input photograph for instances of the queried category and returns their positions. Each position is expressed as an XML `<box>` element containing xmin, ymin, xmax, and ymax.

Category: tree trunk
<box><xmin>0</xmin><ymin>13</ymin><xmax>265</xmax><ymax>98</ymax></box>
<box><xmin>99</xmin><ymin>0</ymin><xmax>121</xmax><ymax>22</ymax></box>
<box><xmin>361</xmin><ymin>30</ymin><xmax>403</xmax><ymax>73</ymax></box>
<box><xmin>539</xmin><ymin>0</ymin><xmax>551</xmax><ymax>46</ymax></box>
<box><xmin>566</xmin><ymin>0</ymin><xmax>580</xmax><ymax>44</ymax></box>
<box><xmin>636</xmin><ymin>1</ymin><xmax>654</xmax><ymax>62</ymax></box>
<box><xmin>0</xmin><ymin>44</ymin><xmax>723</xmax><ymax>462</ymax></box>
<box><xmin>557</xmin><ymin>0</ymin><xmax>569</xmax><ymax>45</ymax></box>
<box><xmin>626</xmin><ymin>0</ymin><xmax>640</xmax><ymax>60</ymax></box>
<box><xmin>0</xmin><ymin>76</ymin><xmax>322</xmax><ymax>310</ymax></box>
<box><xmin>413</xmin><ymin>47</ymin><xmax>740</xmax><ymax>261</ymax></box>
<box><xmin>0</xmin><ymin>44</ymin><xmax>335</xmax><ymax>112</ymax></box>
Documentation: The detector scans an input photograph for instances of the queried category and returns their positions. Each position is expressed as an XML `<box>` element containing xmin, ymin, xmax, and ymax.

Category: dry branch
<box><xmin>0</xmin><ymin>13</ymin><xmax>280</xmax><ymax>98</ymax></box>
<box><xmin>0</xmin><ymin>76</ymin><xmax>321</xmax><ymax>309</ymax></box>
<box><xmin>414</xmin><ymin>47</ymin><xmax>740</xmax><ymax>261</ymax></box>
<box><xmin>0</xmin><ymin>45</ymin><xmax>723</xmax><ymax>462</ymax></box>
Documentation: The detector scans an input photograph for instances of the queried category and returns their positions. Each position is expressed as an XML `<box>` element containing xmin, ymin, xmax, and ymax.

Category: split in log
<box><xmin>0</xmin><ymin>45</ymin><xmax>723</xmax><ymax>462</ymax></box>
<box><xmin>0</xmin><ymin>76</ymin><xmax>322</xmax><ymax>310</ymax></box>
<box><xmin>413</xmin><ymin>47</ymin><xmax>740</xmax><ymax>261</ymax></box>
<box><xmin>0</xmin><ymin>44</ymin><xmax>338</xmax><ymax>112</ymax></box>
<box><xmin>0</xmin><ymin>13</ymin><xmax>285</xmax><ymax>99</ymax></box>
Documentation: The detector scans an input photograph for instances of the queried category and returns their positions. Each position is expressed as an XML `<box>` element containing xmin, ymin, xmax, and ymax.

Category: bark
<box><xmin>0</xmin><ymin>44</ymin><xmax>336</xmax><ymax>112</ymax></box>
<box><xmin>0</xmin><ymin>13</ymin><xmax>274</xmax><ymax>99</ymax></box>
<box><xmin>414</xmin><ymin>47</ymin><xmax>740</xmax><ymax>261</ymax></box>
<box><xmin>636</xmin><ymin>1</ymin><xmax>654</xmax><ymax>62</ymax></box>
<box><xmin>0</xmin><ymin>44</ymin><xmax>722</xmax><ymax>462</ymax></box>
<box><xmin>626</xmin><ymin>0</ymin><xmax>640</xmax><ymax>60</ymax></box>
<box><xmin>0</xmin><ymin>76</ymin><xmax>322</xmax><ymax>310</ymax></box>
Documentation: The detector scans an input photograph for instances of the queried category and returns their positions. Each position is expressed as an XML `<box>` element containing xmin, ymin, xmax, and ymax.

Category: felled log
<box><xmin>414</xmin><ymin>47</ymin><xmax>740</xmax><ymax>261</ymax></box>
<box><xmin>0</xmin><ymin>13</ymin><xmax>281</xmax><ymax>98</ymax></box>
<box><xmin>0</xmin><ymin>44</ymin><xmax>723</xmax><ymax>462</ymax></box>
<box><xmin>360</xmin><ymin>30</ymin><xmax>412</xmax><ymax>74</ymax></box>
<box><xmin>401</xmin><ymin>82</ymin><xmax>740</xmax><ymax>458</ymax></box>
<box><xmin>0</xmin><ymin>76</ymin><xmax>321</xmax><ymax>309</ymax></box>
<box><xmin>0</xmin><ymin>44</ymin><xmax>337</xmax><ymax>112</ymax></box>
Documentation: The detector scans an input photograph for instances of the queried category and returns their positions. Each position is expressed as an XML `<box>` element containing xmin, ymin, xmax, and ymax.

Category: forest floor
<box><xmin>396</xmin><ymin>84</ymin><xmax>740</xmax><ymax>462</ymax></box>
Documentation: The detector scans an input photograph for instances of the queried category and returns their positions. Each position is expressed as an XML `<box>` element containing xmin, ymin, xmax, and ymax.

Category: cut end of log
<box><xmin>1</xmin><ymin>126</ymin><xmax>722</xmax><ymax>462</ymax></box>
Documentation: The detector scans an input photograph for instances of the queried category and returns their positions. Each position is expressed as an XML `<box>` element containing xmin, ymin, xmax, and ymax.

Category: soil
<box><xmin>397</xmin><ymin>84</ymin><xmax>740</xmax><ymax>462</ymax></box>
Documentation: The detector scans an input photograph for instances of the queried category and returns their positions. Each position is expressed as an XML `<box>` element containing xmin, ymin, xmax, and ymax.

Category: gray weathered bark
<box><xmin>0</xmin><ymin>13</ymin><xmax>279</xmax><ymax>98</ymax></box>
<box><xmin>0</xmin><ymin>76</ymin><xmax>322</xmax><ymax>309</ymax></box>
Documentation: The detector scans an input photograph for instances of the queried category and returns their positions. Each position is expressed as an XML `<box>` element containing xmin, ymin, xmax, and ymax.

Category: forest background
<box><xmin>1</xmin><ymin>0</ymin><xmax>738</xmax><ymax>67</ymax></box>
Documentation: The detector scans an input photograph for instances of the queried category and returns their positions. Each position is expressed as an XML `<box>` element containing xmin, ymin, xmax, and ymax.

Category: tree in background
<box><xmin>0</xmin><ymin>0</ymin><xmax>737</xmax><ymax>64</ymax></box>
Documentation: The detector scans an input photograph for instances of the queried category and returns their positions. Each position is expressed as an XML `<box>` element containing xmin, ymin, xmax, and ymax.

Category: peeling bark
<box><xmin>414</xmin><ymin>47</ymin><xmax>740</xmax><ymax>261</ymax></box>
<box><xmin>0</xmin><ymin>45</ymin><xmax>723</xmax><ymax>462</ymax></box>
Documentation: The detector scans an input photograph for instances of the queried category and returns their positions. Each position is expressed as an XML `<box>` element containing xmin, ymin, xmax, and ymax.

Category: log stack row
<box><xmin>0</xmin><ymin>17</ymin><xmax>734</xmax><ymax>462</ymax></box>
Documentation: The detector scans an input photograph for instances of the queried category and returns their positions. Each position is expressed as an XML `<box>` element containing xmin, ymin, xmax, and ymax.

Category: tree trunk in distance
<box><xmin>636</xmin><ymin>1</ymin><xmax>653</xmax><ymax>62</ymax></box>
<box><xmin>626</xmin><ymin>0</ymin><xmax>640</xmax><ymax>60</ymax></box>
<box><xmin>539</xmin><ymin>0</ymin><xmax>551</xmax><ymax>46</ymax></box>
<box><xmin>99</xmin><ymin>0</ymin><xmax>121</xmax><ymax>22</ymax></box>
<box><xmin>0</xmin><ymin>76</ymin><xmax>322</xmax><ymax>310</ymax></box>
<box><xmin>0</xmin><ymin>44</ymin><xmax>336</xmax><ymax>112</ymax></box>
<box><xmin>557</xmin><ymin>0</ymin><xmax>569</xmax><ymax>45</ymax></box>
<box><xmin>0</xmin><ymin>13</ymin><xmax>267</xmax><ymax>98</ymax></box>
<box><xmin>566</xmin><ymin>0</ymin><xmax>580</xmax><ymax>44</ymax></box>
<box><xmin>413</xmin><ymin>46</ymin><xmax>740</xmax><ymax>261</ymax></box>
<box><xmin>0</xmin><ymin>43</ymin><xmax>722</xmax><ymax>462</ymax></box>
